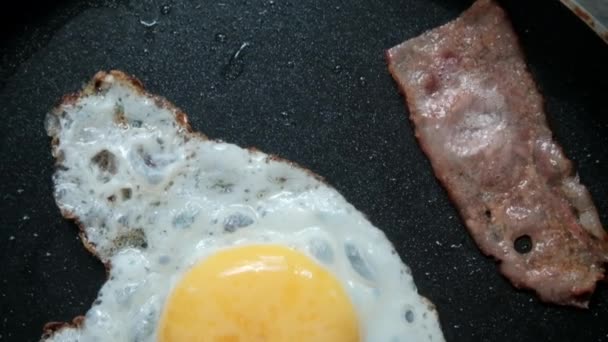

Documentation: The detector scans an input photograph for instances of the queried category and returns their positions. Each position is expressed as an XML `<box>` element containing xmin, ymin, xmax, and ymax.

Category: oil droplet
<box><xmin>358</xmin><ymin>76</ymin><xmax>367</xmax><ymax>87</ymax></box>
<box><xmin>132</xmin><ymin>0</ymin><xmax>159</xmax><ymax>26</ymax></box>
<box><xmin>160</xmin><ymin>4</ymin><xmax>171</xmax><ymax>15</ymax></box>
<box><xmin>283</xmin><ymin>119</ymin><xmax>297</xmax><ymax>127</ymax></box>
<box><xmin>279</xmin><ymin>111</ymin><xmax>296</xmax><ymax>126</ymax></box>
<box><xmin>222</xmin><ymin>42</ymin><xmax>251</xmax><ymax>80</ymax></box>
<box><xmin>140</xmin><ymin>19</ymin><xmax>158</xmax><ymax>27</ymax></box>
<box><xmin>215</xmin><ymin>33</ymin><xmax>227</xmax><ymax>43</ymax></box>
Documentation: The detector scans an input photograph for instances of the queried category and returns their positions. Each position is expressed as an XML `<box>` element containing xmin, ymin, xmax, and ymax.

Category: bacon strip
<box><xmin>386</xmin><ymin>0</ymin><xmax>607</xmax><ymax>307</ymax></box>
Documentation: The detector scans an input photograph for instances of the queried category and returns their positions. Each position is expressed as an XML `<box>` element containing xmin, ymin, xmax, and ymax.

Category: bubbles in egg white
<box><xmin>43</xmin><ymin>71</ymin><xmax>445</xmax><ymax>342</ymax></box>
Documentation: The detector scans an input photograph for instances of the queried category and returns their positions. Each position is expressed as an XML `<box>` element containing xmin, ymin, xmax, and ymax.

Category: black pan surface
<box><xmin>1</xmin><ymin>0</ymin><xmax>607</xmax><ymax>341</ymax></box>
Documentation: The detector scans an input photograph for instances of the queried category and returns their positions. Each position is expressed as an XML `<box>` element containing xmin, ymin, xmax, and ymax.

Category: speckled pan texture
<box><xmin>1</xmin><ymin>0</ymin><xmax>607</xmax><ymax>341</ymax></box>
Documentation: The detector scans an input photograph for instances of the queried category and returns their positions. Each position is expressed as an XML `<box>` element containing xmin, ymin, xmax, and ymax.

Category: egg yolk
<box><xmin>158</xmin><ymin>244</ymin><xmax>360</xmax><ymax>342</ymax></box>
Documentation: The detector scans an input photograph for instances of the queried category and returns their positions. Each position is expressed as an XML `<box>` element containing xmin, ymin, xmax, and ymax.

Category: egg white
<box><xmin>43</xmin><ymin>71</ymin><xmax>445</xmax><ymax>342</ymax></box>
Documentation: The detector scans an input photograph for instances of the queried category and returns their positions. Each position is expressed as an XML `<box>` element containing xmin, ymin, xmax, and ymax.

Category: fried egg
<box><xmin>43</xmin><ymin>71</ymin><xmax>445</xmax><ymax>342</ymax></box>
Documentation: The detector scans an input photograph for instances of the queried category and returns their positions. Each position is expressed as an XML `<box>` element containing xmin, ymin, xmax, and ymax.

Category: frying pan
<box><xmin>1</xmin><ymin>0</ymin><xmax>607</xmax><ymax>341</ymax></box>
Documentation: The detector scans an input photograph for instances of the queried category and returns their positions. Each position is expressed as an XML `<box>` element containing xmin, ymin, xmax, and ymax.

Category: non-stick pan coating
<box><xmin>1</xmin><ymin>0</ymin><xmax>607</xmax><ymax>341</ymax></box>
